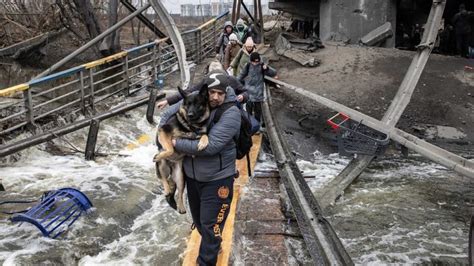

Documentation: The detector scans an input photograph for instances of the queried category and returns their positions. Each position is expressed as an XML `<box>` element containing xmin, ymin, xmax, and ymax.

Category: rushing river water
<box><xmin>0</xmin><ymin>104</ymin><xmax>472</xmax><ymax>264</ymax></box>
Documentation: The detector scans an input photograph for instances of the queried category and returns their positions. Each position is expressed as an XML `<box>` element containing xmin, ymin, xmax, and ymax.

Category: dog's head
<box><xmin>178</xmin><ymin>84</ymin><xmax>210</xmax><ymax>124</ymax></box>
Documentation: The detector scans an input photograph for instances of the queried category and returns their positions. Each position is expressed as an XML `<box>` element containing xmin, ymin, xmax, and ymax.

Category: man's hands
<box><xmin>236</xmin><ymin>94</ymin><xmax>244</xmax><ymax>102</ymax></box>
<box><xmin>172</xmin><ymin>138</ymin><xmax>176</xmax><ymax>147</ymax></box>
<box><xmin>262</xmin><ymin>64</ymin><xmax>268</xmax><ymax>70</ymax></box>
<box><xmin>156</xmin><ymin>100</ymin><xmax>169</xmax><ymax>110</ymax></box>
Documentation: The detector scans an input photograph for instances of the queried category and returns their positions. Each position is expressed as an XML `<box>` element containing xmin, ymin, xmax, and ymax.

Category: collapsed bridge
<box><xmin>0</xmin><ymin>0</ymin><xmax>473</xmax><ymax>264</ymax></box>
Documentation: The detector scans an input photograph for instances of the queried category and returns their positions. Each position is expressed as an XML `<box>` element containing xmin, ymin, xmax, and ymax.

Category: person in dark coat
<box><xmin>237</xmin><ymin>52</ymin><xmax>277</xmax><ymax>125</ymax></box>
<box><xmin>159</xmin><ymin>73</ymin><xmax>241</xmax><ymax>265</ymax></box>
<box><xmin>215</xmin><ymin>21</ymin><xmax>234</xmax><ymax>62</ymax></box>
<box><xmin>452</xmin><ymin>4</ymin><xmax>474</xmax><ymax>57</ymax></box>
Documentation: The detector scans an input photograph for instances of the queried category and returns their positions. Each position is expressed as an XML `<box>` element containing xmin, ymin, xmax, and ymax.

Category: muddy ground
<box><xmin>264</xmin><ymin>43</ymin><xmax>474</xmax><ymax>158</ymax></box>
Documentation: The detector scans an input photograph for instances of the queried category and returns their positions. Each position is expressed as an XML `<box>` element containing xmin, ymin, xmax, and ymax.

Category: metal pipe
<box><xmin>23</xmin><ymin>89</ymin><xmax>34</xmax><ymax>125</ymax></box>
<box><xmin>89</xmin><ymin>68</ymin><xmax>95</xmax><ymax>111</ymax></box>
<box><xmin>257</xmin><ymin>0</ymin><xmax>264</xmax><ymax>42</ymax></box>
<box><xmin>0</xmin><ymin>109</ymin><xmax>26</xmax><ymax>123</ymax></box>
<box><xmin>92</xmin><ymin>61</ymin><xmax>125</xmax><ymax>76</ymax></box>
<box><xmin>125</xmin><ymin>55</ymin><xmax>130</xmax><ymax>95</ymax></box>
<box><xmin>149</xmin><ymin>0</ymin><xmax>190</xmax><ymax>91</ymax></box>
<box><xmin>33</xmin><ymin>88</ymin><xmax>80</xmax><ymax>110</ymax></box>
<box><xmin>85</xmin><ymin>119</ymin><xmax>100</xmax><ymax>160</ymax></box>
<box><xmin>0</xmin><ymin>121</ymin><xmax>28</xmax><ymax>136</ymax></box>
<box><xmin>79</xmin><ymin>71</ymin><xmax>86</xmax><ymax>114</ymax></box>
<box><xmin>93</xmin><ymin>79</ymin><xmax>126</xmax><ymax>96</ymax></box>
<box><xmin>34</xmin><ymin>98</ymin><xmax>82</xmax><ymax>121</ymax></box>
<box><xmin>119</xmin><ymin>0</ymin><xmax>167</xmax><ymax>38</ymax></box>
<box><xmin>93</xmin><ymin>70</ymin><xmax>125</xmax><ymax>86</ymax></box>
<box><xmin>33</xmin><ymin>4</ymin><xmax>151</xmax><ymax>80</ymax></box>
<box><xmin>241</xmin><ymin>1</ymin><xmax>257</xmax><ymax>26</ymax></box>
<box><xmin>33</xmin><ymin>78</ymin><xmax>80</xmax><ymax>98</ymax></box>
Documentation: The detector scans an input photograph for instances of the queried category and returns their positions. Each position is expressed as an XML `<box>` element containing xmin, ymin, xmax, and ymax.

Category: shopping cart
<box><xmin>327</xmin><ymin>112</ymin><xmax>389</xmax><ymax>156</ymax></box>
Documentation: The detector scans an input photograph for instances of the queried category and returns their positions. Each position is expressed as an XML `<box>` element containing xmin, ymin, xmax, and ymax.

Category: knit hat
<box><xmin>205</xmin><ymin>72</ymin><xmax>228</xmax><ymax>93</ymax></box>
<box><xmin>229</xmin><ymin>33</ymin><xmax>238</xmax><ymax>42</ymax></box>
<box><xmin>250</xmin><ymin>52</ymin><xmax>260</xmax><ymax>62</ymax></box>
<box><xmin>244</xmin><ymin>37</ymin><xmax>254</xmax><ymax>47</ymax></box>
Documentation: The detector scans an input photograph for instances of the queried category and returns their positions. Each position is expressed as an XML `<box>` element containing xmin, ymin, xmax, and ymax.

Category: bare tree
<box><xmin>99</xmin><ymin>0</ymin><xmax>121</xmax><ymax>55</ymax></box>
<box><xmin>55</xmin><ymin>0</ymin><xmax>121</xmax><ymax>56</ymax></box>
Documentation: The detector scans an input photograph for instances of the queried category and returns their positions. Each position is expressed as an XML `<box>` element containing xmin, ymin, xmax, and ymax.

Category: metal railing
<box><xmin>0</xmin><ymin>11</ymin><xmax>229</xmax><ymax>143</ymax></box>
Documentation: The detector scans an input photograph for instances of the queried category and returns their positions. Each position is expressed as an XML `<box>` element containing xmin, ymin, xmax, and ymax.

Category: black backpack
<box><xmin>212</xmin><ymin>102</ymin><xmax>256</xmax><ymax>159</ymax></box>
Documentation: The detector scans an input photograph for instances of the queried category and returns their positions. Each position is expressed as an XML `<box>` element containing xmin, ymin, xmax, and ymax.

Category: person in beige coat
<box><xmin>230</xmin><ymin>37</ymin><xmax>256</xmax><ymax>76</ymax></box>
<box><xmin>223</xmin><ymin>33</ymin><xmax>242</xmax><ymax>72</ymax></box>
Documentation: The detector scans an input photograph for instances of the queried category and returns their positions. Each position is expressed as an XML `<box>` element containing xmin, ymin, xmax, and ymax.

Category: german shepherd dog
<box><xmin>153</xmin><ymin>84</ymin><xmax>210</xmax><ymax>214</ymax></box>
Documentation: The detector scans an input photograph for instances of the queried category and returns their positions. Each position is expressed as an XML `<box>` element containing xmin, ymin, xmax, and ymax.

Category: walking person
<box><xmin>230</xmin><ymin>37</ymin><xmax>256</xmax><ymax>76</ymax></box>
<box><xmin>223</xmin><ymin>33</ymin><xmax>242</xmax><ymax>74</ymax></box>
<box><xmin>237</xmin><ymin>52</ymin><xmax>277</xmax><ymax>126</ymax></box>
<box><xmin>234</xmin><ymin>18</ymin><xmax>250</xmax><ymax>43</ymax></box>
<box><xmin>159</xmin><ymin>73</ymin><xmax>241</xmax><ymax>265</ymax></box>
<box><xmin>215</xmin><ymin>21</ymin><xmax>234</xmax><ymax>62</ymax></box>
<box><xmin>452</xmin><ymin>4</ymin><xmax>474</xmax><ymax>57</ymax></box>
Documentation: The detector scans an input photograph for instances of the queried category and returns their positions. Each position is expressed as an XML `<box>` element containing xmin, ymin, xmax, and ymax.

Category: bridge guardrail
<box><xmin>0</xmin><ymin>11</ymin><xmax>229</xmax><ymax>141</ymax></box>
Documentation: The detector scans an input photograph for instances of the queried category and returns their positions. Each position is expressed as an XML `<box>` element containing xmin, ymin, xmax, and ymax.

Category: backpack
<box><xmin>212</xmin><ymin>102</ymin><xmax>260</xmax><ymax>159</ymax></box>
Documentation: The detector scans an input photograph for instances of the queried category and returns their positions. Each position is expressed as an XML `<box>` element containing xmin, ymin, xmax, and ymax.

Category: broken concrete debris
<box><xmin>275</xmin><ymin>32</ymin><xmax>323</xmax><ymax>67</ymax></box>
<box><xmin>359</xmin><ymin>22</ymin><xmax>393</xmax><ymax>47</ymax></box>
<box><xmin>412</xmin><ymin>124</ymin><xmax>467</xmax><ymax>140</ymax></box>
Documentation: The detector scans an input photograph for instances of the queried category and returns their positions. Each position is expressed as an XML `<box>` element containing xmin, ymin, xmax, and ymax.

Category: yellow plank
<box><xmin>83</xmin><ymin>51</ymin><xmax>128</xmax><ymax>69</ymax></box>
<box><xmin>0</xmin><ymin>83</ymin><xmax>29</xmax><ymax>97</ymax></box>
<box><xmin>182</xmin><ymin>134</ymin><xmax>262</xmax><ymax>266</ymax></box>
<box><xmin>198</xmin><ymin>18</ymin><xmax>216</xmax><ymax>30</ymax></box>
<box><xmin>126</xmin><ymin>134</ymin><xmax>151</xmax><ymax>150</ymax></box>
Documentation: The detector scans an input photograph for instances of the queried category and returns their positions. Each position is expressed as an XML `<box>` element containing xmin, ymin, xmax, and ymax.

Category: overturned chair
<box><xmin>11</xmin><ymin>188</ymin><xmax>93</xmax><ymax>238</ymax></box>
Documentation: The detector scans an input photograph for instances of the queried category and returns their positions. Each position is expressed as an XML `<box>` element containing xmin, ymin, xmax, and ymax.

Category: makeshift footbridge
<box><xmin>1</xmin><ymin>0</ymin><xmax>473</xmax><ymax>264</ymax></box>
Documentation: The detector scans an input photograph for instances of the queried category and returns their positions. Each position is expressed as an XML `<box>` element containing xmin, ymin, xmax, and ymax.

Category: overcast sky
<box><xmin>162</xmin><ymin>0</ymin><xmax>269</xmax><ymax>14</ymax></box>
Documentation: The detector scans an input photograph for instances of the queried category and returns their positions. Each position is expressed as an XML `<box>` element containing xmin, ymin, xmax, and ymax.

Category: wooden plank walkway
<box><xmin>182</xmin><ymin>134</ymin><xmax>263</xmax><ymax>265</ymax></box>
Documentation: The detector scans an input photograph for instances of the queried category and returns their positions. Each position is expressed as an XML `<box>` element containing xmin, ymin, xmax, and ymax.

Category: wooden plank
<box><xmin>182</xmin><ymin>134</ymin><xmax>262</xmax><ymax>266</ymax></box>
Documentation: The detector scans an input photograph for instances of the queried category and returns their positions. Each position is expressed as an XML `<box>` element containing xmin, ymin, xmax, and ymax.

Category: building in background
<box><xmin>211</xmin><ymin>1</ymin><xmax>233</xmax><ymax>16</ymax></box>
<box><xmin>181</xmin><ymin>2</ymin><xmax>225</xmax><ymax>17</ymax></box>
<box><xmin>181</xmin><ymin>4</ymin><xmax>195</xmax><ymax>17</ymax></box>
<box><xmin>196</xmin><ymin>4</ymin><xmax>212</xmax><ymax>16</ymax></box>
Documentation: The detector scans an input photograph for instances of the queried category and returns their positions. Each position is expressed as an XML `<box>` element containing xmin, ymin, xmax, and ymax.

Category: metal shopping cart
<box><xmin>327</xmin><ymin>112</ymin><xmax>389</xmax><ymax>156</ymax></box>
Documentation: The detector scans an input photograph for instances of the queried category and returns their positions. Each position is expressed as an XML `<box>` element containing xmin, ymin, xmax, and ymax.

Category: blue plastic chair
<box><xmin>11</xmin><ymin>188</ymin><xmax>93</xmax><ymax>238</ymax></box>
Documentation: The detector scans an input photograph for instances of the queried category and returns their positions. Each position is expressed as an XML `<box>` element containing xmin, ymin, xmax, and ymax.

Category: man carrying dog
<box><xmin>159</xmin><ymin>73</ymin><xmax>241</xmax><ymax>265</ymax></box>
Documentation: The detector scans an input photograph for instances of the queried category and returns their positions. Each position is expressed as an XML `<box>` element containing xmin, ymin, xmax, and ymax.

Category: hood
<box><xmin>224</xmin><ymin>86</ymin><xmax>238</xmax><ymax>103</ymax></box>
<box><xmin>223</xmin><ymin>21</ymin><xmax>233</xmax><ymax>30</ymax></box>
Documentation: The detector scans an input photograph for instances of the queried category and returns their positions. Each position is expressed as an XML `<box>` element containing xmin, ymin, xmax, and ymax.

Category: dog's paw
<box><xmin>177</xmin><ymin>207</ymin><xmax>187</xmax><ymax>214</ymax></box>
<box><xmin>165</xmin><ymin>194</ymin><xmax>177</xmax><ymax>210</ymax></box>
<box><xmin>153</xmin><ymin>153</ymin><xmax>163</xmax><ymax>162</ymax></box>
<box><xmin>197</xmin><ymin>135</ymin><xmax>209</xmax><ymax>151</ymax></box>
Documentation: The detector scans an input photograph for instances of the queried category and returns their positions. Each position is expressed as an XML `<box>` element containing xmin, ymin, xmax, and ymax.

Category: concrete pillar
<box><xmin>320</xmin><ymin>0</ymin><xmax>397</xmax><ymax>47</ymax></box>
